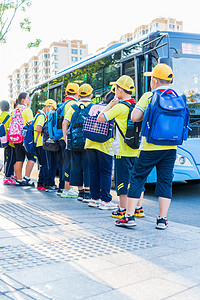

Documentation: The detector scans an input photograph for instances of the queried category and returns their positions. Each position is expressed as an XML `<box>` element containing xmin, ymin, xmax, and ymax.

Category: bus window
<box><xmin>123</xmin><ymin>60</ymin><xmax>135</xmax><ymax>82</ymax></box>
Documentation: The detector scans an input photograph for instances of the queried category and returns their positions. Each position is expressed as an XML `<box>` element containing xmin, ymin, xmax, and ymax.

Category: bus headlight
<box><xmin>175</xmin><ymin>154</ymin><xmax>192</xmax><ymax>166</ymax></box>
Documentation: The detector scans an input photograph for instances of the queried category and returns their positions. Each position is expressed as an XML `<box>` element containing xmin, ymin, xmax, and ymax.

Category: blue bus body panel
<box><xmin>146</xmin><ymin>138</ymin><xmax>200</xmax><ymax>183</ymax></box>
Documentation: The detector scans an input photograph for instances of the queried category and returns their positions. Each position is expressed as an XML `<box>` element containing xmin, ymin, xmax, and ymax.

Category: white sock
<box><xmin>136</xmin><ymin>206</ymin><xmax>142</xmax><ymax>210</ymax></box>
<box><xmin>120</xmin><ymin>207</ymin><xmax>126</xmax><ymax>211</ymax></box>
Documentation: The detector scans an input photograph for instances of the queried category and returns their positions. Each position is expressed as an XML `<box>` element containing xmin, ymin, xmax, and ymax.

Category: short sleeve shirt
<box><xmin>34</xmin><ymin>112</ymin><xmax>46</xmax><ymax>147</ymax></box>
<box><xmin>103</xmin><ymin>101</ymin><xmax>139</xmax><ymax>157</ymax></box>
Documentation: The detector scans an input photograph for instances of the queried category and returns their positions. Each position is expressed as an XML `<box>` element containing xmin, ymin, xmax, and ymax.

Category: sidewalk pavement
<box><xmin>0</xmin><ymin>173</ymin><xmax>200</xmax><ymax>299</ymax></box>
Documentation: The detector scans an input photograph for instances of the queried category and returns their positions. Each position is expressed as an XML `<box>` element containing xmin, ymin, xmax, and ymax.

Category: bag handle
<box><xmin>161</xmin><ymin>89</ymin><xmax>179</xmax><ymax>97</ymax></box>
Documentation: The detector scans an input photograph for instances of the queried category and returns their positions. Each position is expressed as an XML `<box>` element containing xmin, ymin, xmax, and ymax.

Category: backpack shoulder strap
<box><xmin>33</xmin><ymin>112</ymin><xmax>45</xmax><ymax>125</ymax></box>
<box><xmin>115</xmin><ymin>120</ymin><xmax>125</xmax><ymax>139</ymax></box>
<box><xmin>120</xmin><ymin>101</ymin><xmax>132</xmax><ymax>109</ymax></box>
<box><xmin>2</xmin><ymin>114</ymin><xmax>10</xmax><ymax>125</ymax></box>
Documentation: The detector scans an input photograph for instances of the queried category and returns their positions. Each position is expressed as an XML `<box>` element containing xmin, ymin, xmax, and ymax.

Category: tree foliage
<box><xmin>0</xmin><ymin>0</ymin><xmax>41</xmax><ymax>48</ymax></box>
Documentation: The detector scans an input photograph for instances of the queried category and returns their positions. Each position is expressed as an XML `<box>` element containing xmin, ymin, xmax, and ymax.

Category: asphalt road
<box><xmin>143</xmin><ymin>181</ymin><xmax>200</xmax><ymax>228</ymax></box>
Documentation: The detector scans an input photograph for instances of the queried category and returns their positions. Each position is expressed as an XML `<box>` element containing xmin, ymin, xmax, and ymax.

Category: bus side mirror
<box><xmin>158</xmin><ymin>57</ymin><xmax>173</xmax><ymax>69</ymax></box>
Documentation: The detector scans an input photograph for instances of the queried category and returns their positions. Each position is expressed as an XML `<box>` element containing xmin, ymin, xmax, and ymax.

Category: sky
<box><xmin>0</xmin><ymin>0</ymin><xmax>199</xmax><ymax>99</ymax></box>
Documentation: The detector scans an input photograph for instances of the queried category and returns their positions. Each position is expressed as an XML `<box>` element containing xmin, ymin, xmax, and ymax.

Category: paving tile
<box><xmin>166</xmin><ymin>284</ymin><xmax>200</xmax><ymax>299</ymax></box>
<box><xmin>116</xmin><ymin>277</ymin><xmax>188</xmax><ymax>300</ymax></box>
<box><xmin>32</xmin><ymin>275</ymin><xmax>112</xmax><ymax>300</ymax></box>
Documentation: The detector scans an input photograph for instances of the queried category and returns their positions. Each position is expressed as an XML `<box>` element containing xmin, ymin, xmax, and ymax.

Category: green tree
<box><xmin>0</xmin><ymin>0</ymin><xmax>41</xmax><ymax>48</ymax></box>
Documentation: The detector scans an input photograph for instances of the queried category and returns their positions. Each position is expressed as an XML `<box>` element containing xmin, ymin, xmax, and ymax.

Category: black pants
<box><xmin>4</xmin><ymin>145</ymin><xmax>16</xmax><ymax>177</ymax></box>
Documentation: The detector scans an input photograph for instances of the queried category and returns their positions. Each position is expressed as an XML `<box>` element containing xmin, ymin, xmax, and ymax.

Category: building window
<box><xmin>25</xmin><ymin>68</ymin><xmax>28</xmax><ymax>72</ymax></box>
<box><xmin>177</xmin><ymin>25</ymin><xmax>180</xmax><ymax>30</ymax></box>
<box><xmin>26</xmin><ymin>81</ymin><xmax>29</xmax><ymax>86</ymax></box>
<box><xmin>54</xmin><ymin>55</ymin><xmax>58</xmax><ymax>61</ymax></box>
<box><xmin>71</xmin><ymin>57</ymin><xmax>78</xmax><ymax>62</ymax></box>
<box><xmin>54</xmin><ymin>63</ymin><xmax>58</xmax><ymax>69</ymax></box>
<box><xmin>71</xmin><ymin>49</ymin><xmax>78</xmax><ymax>54</ymax></box>
<box><xmin>17</xmin><ymin>74</ymin><xmax>20</xmax><ymax>78</ymax></box>
<box><xmin>34</xmin><ymin>61</ymin><xmax>38</xmax><ymax>66</ymax></box>
<box><xmin>34</xmin><ymin>68</ymin><xmax>38</xmax><ymax>73</ymax></box>
<box><xmin>44</xmin><ymin>54</ymin><xmax>49</xmax><ymax>59</ymax></box>
<box><xmin>169</xmin><ymin>24</ymin><xmax>175</xmax><ymax>29</ymax></box>
<box><xmin>43</xmin><ymin>61</ymin><xmax>49</xmax><ymax>67</ymax></box>
<box><xmin>54</xmin><ymin>47</ymin><xmax>58</xmax><ymax>53</ymax></box>
<box><xmin>80</xmin><ymin>50</ymin><xmax>82</xmax><ymax>55</ymax></box>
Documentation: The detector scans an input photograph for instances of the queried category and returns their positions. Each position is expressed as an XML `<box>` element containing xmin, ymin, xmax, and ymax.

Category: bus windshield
<box><xmin>171</xmin><ymin>56</ymin><xmax>200</xmax><ymax>137</ymax></box>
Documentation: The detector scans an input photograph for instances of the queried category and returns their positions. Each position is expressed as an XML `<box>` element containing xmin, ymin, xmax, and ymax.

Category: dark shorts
<box><xmin>128</xmin><ymin>149</ymin><xmax>177</xmax><ymax>199</ymax></box>
<box><xmin>114</xmin><ymin>156</ymin><xmax>136</xmax><ymax>196</ymax></box>
<box><xmin>15</xmin><ymin>143</ymin><xmax>36</xmax><ymax>163</ymax></box>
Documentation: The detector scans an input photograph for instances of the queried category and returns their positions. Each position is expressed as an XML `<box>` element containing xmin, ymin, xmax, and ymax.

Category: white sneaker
<box><xmin>61</xmin><ymin>188</ymin><xmax>78</xmax><ymax>198</ymax></box>
<box><xmin>99</xmin><ymin>201</ymin><xmax>118</xmax><ymax>210</ymax></box>
<box><xmin>88</xmin><ymin>199</ymin><xmax>101</xmax><ymax>208</ymax></box>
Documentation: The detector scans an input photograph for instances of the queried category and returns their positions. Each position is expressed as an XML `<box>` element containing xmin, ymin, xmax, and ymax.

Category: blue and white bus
<box><xmin>28</xmin><ymin>30</ymin><xmax>200</xmax><ymax>183</ymax></box>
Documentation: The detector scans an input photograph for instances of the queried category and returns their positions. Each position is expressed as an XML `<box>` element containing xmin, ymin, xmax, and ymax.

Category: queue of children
<box><xmin>0</xmin><ymin>63</ymin><xmax>183</xmax><ymax>230</ymax></box>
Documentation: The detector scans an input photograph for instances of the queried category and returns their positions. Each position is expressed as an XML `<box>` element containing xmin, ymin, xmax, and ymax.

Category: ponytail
<box><xmin>17</xmin><ymin>92</ymin><xmax>27</xmax><ymax>105</ymax></box>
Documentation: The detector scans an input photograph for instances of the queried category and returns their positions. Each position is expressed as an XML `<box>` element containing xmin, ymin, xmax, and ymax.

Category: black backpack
<box><xmin>42</xmin><ymin>121</ymin><xmax>61</xmax><ymax>152</ymax></box>
<box><xmin>115</xmin><ymin>101</ymin><xmax>141</xmax><ymax>149</ymax></box>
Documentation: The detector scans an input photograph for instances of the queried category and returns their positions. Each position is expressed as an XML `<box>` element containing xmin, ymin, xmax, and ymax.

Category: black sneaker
<box><xmin>77</xmin><ymin>190</ymin><xmax>84</xmax><ymax>201</ymax></box>
<box><xmin>82</xmin><ymin>192</ymin><xmax>91</xmax><ymax>203</ymax></box>
<box><xmin>111</xmin><ymin>206</ymin><xmax>126</xmax><ymax>219</ymax></box>
<box><xmin>57</xmin><ymin>188</ymin><xmax>63</xmax><ymax>196</ymax></box>
<box><xmin>21</xmin><ymin>177</ymin><xmax>35</xmax><ymax>187</ymax></box>
<box><xmin>115</xmin><ymin>215</ymin><xmax>137</xmax><ymax>228</ymax></box>
<box><xmin>45</xmin><ymin>186</ymin><xmax>57</xmax><ymax>192</ymax></box>
<box><xmin>156</xmin><ymin>217</ymin><xmax>168</xmax><ymax>230</ymax></box>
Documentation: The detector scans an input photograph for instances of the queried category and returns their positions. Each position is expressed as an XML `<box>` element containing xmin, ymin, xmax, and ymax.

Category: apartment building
<box><xmin>107</xmin><ymin>17</ymin><xmax>183</xmax><ymax>48</ymax></box>
<box><xmin>50</xmin><ymin>40</ymin><xmax>88</xmax><ymax>76</ymax></box>
<box><xmin>133</xmin><ymin>17</ymin><xmax>183</xmax><ymax>40</ymax></box>
<box><xmin>8</xmin><ymin>39</ymin><xmax>88</xmax><ymax>101</ymax></box>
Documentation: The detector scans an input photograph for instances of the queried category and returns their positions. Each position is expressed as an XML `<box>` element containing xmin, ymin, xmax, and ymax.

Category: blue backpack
<box><xmin>22</xmin><ymin>112</ymin><xmax>44</xmax><ymax>153</ymax></box>
<box><xmin>141</xmin><ymin>89</ymin><xmax>190</xmax><ymax>146</ymax></box>
<box><xmin>67</xmin><ymin>102</ymin><xmax>93</xmax><ymax>151</ymax></box>
<box><xmin>48</xmin><ymin>99</ymin><xmax>75</xmax><ymax>141</ymax></box>
<box><xmin>0</xmin><ymin>115</ymin><xmax>10</xmax><ymax>148</ymax></box>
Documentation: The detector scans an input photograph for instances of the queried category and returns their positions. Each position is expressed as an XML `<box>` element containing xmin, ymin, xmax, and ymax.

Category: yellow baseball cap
<box><xmin>44</xmin><ymin>99</ymin><xmax>57</xmax><ymax>109</ymax></box>
<box><xmin>66</xmin><ymin>82</ymin><xmax>79</xmax><ymax>94</ymax></box>
<box><xmin>144</xmin><ymin>63</ymin><xmax>173</xmax><ymax>81</ymax></box>
<box><xmin>113</xmin><ymin>75</ymin><xmax>135</xmax><ymax>92</ymax></box>
<box><xmin>110</xmin><ymin>85</ymin><xmax>115</xmax><ymax>94</ymax></box>
<box><xmin>79</xmin><ymin>84</ymin><xmax>93</xmax><ymax>97</ymax></box>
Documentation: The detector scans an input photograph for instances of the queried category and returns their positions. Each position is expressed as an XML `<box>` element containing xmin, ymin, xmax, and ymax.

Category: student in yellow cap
<box><xmin>116</xmin><ymin>64</ymin><xmax>176</xmax><ymax>230</ymax></box>
<box><xmin>63</xmin><ymin>83</ymin><xmax>93</xmax><ymax>202</ymax></box>
<box><xmin>59</xmin><ymin>82</ymin><xmax>79</xmax><ymax>198</ymax></box>
<box><xmin>34</xmin><ymin>99</ymin><xmax>56</xmax><ymax>191</ymax></box>
<box><xmin>98</xmin><ymin>75</ymin><xmax>144</xmax><ymax>219</ymax></box>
